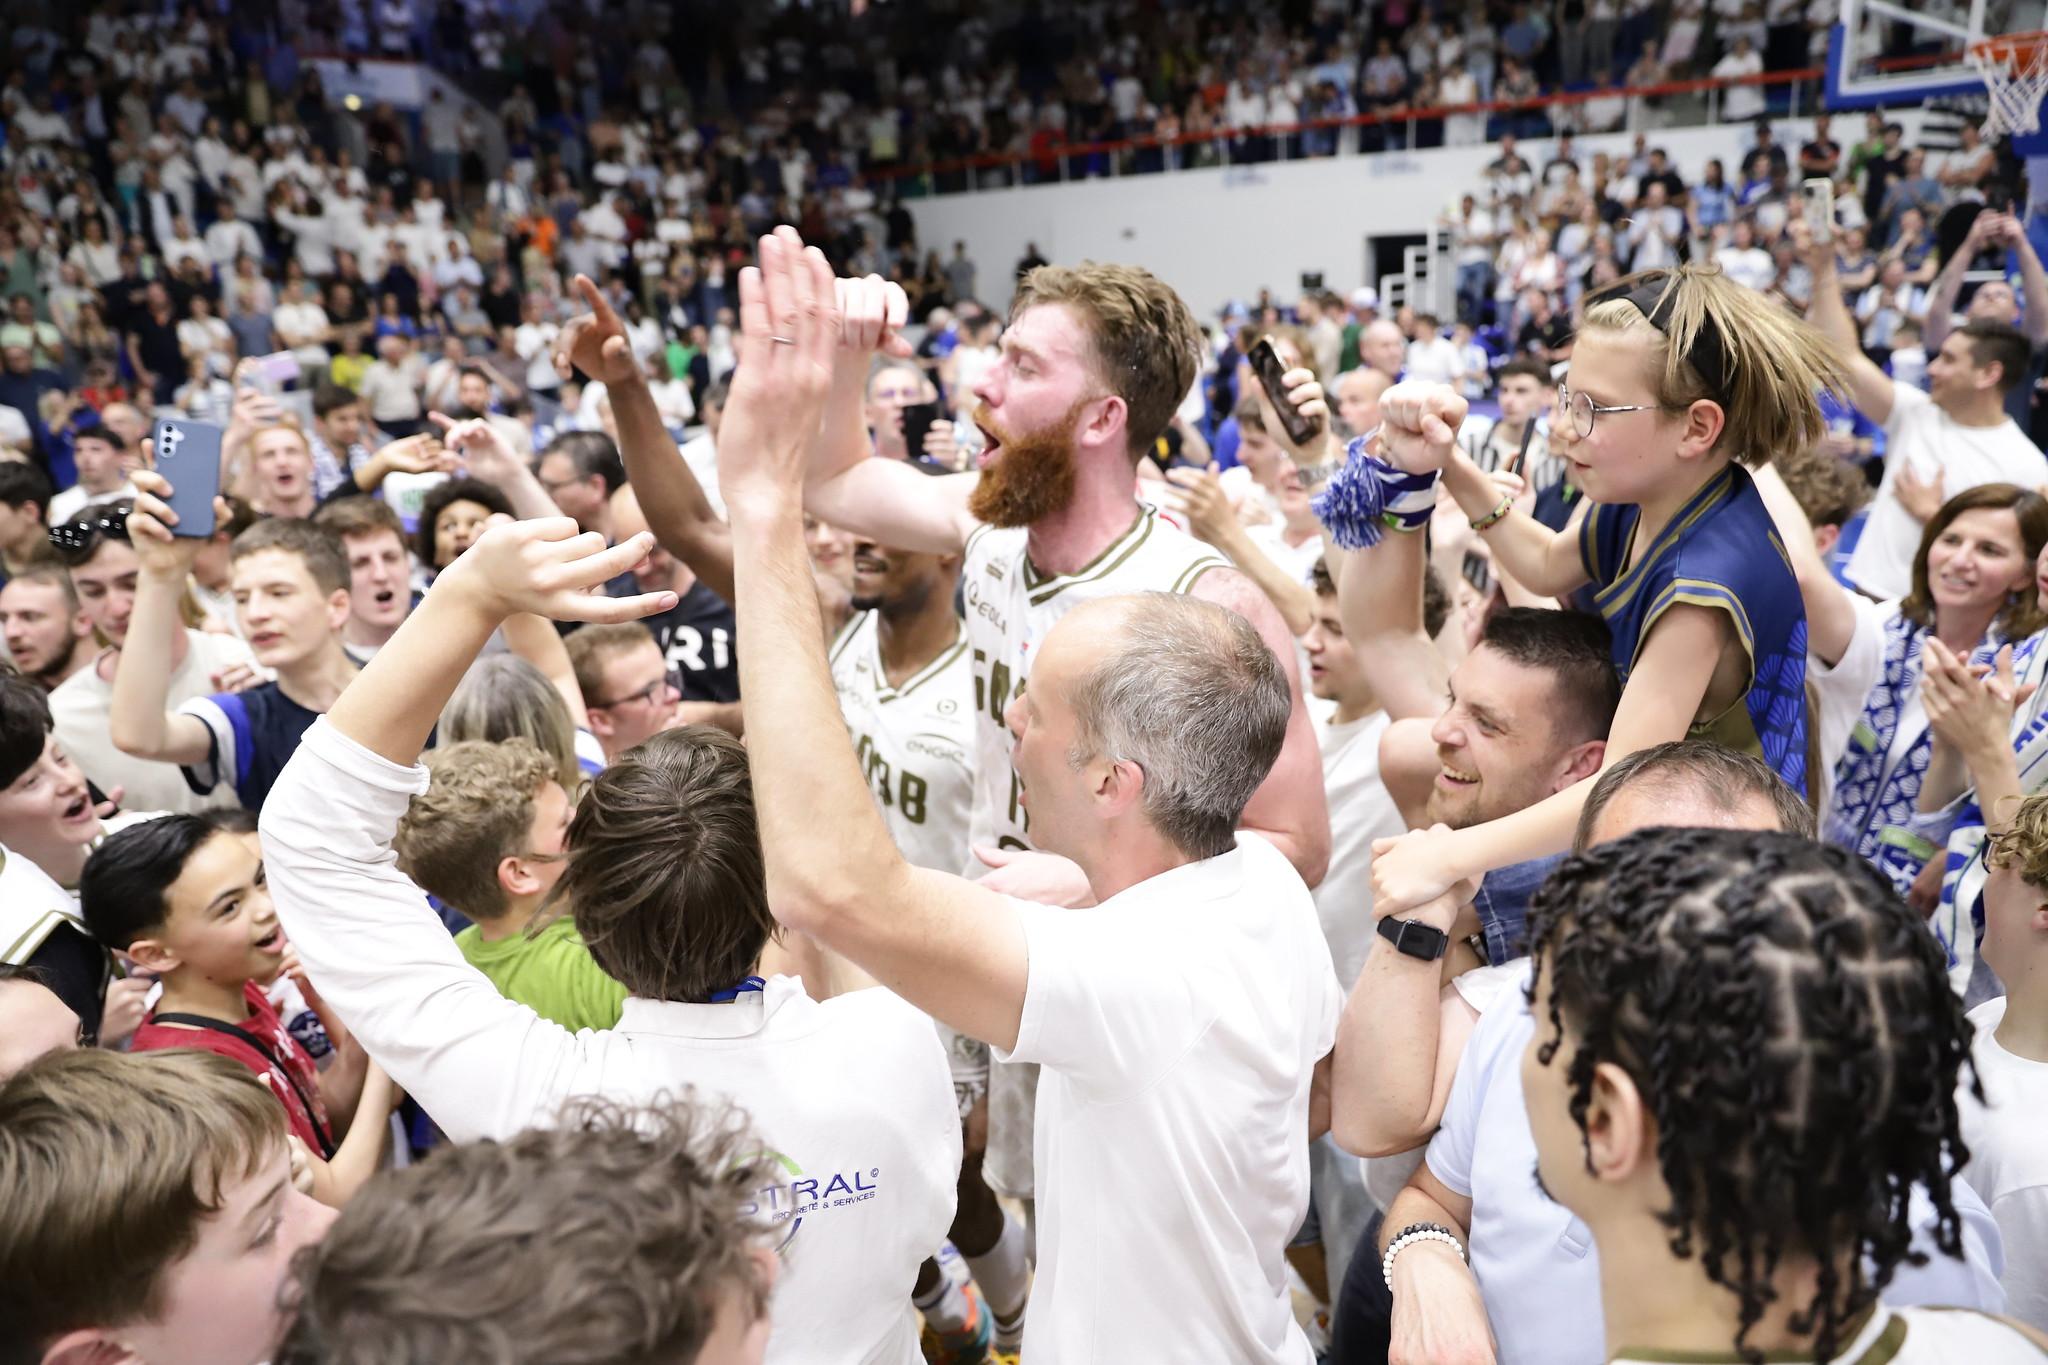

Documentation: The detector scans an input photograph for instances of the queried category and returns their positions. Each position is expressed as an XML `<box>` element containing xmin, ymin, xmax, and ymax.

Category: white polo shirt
<box><xmin>996</xmin><ymin>833</ymin><xmax>1342</xmax><ymax>1362</ymax></box>
<box><xmin>262</xmin><ymin>721</ymin><xmax>961</xmax><ymax>1365</ymax></box>
<box><xmin>1425</xmin><ymin>962</ymin><xmax>2009</xmax><ymax>1365</ymax></box>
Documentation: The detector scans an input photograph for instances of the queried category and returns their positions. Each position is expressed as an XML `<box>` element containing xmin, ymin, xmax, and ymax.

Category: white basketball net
<box><xmin>1970</xmin><ymin>35</ymin><xmax>2048</xmax><ymax>137</ymax></box>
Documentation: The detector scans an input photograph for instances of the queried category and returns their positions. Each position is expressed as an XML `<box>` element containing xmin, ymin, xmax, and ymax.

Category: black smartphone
<box><xmin>151</xmin><ymin>416</ymin><xmax>224</xmax><ymax>538</ymax></box>
<box><xmin>1249</xmin><ymin>337</ymin><xmax>1323</xmax><ymax>447</ymax></box>
<box><xmin>901</xmin><ymin>400</ymin><xmax>942</xmax><ymax>460</ymax></box>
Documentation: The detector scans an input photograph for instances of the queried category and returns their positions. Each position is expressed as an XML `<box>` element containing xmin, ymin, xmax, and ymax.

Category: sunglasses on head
<box><xmin>48</xmin><ymin>502</ymin><xmax>136</xmax><ymax>560</ymax></box>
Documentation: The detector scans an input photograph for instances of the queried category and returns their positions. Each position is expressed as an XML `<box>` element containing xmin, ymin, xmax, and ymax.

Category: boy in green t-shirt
<box><xmin>395</xmin><ymin>738</ymin><xmax>625</xmax><ymax>1032</ymax></box>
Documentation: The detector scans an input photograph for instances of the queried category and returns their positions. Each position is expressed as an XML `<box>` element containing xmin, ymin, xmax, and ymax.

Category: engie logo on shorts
<box><xmin>740</xmin><ymin>1151</ymin><xmax>885</xmax><ymax>1253</ymax></box>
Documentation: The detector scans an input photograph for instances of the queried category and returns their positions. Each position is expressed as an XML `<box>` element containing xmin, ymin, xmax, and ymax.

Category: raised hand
<box><xmin>1376</xmin><ymin>382</ymin><xmax>1469</xmax><ymax>476</ymax></box>
<box><xmin>835</xmin><ymin>272</ymin><xmax>914</xmax><ymax>357</ymax></box>
<box><xmin>225</xmin><ymin>384</ymin><xmax>283</xmax><ymax>442</ymax></box>
<box><xmin>1265</xmin><ymin>365</ymin><xmax>1334</xmax><ymax>464</ymax></box>
<box><xmin>126</xmin><ymin>469</ymin><xmax>221</xmax><ymax>578</ymax></box>
<box><xmin>430</xmin><ymin>410</ymin><xmax>521</xmax><ymax>486</ymax></box>
<box><xmin>370</xmin><ymin>432</ymin><xmax>460</xmax><ymax>480</ymax></box>
<box><xmin>1162</xmin><ymin>465</ymin><xmax>1243</xmax><ymax>546</ymax></box>
<box><xmin>435</xmin><ymin>516</ymin><xmax>678</xmax><ymax>624</ymax></box>
<box><xmin>1789</xmin><ymin>218</ymin><xmax>1830</xmax><ymax>271</ymax></box>
<box><xmin>553</xmin><ymin>273</ymin><xmax>642</xmax><ymax>386</ymax></box>
<box><xmin>717</xmin><ymin>226</ymin><xmax>845</xmax><ymax>515</ymax></box>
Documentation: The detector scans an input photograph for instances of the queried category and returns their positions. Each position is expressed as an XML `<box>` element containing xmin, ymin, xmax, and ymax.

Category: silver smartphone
<box><xmin>1802</xmin><ymin>177</ymin><xmax>1834</xmax><ymax>244</ymax></box>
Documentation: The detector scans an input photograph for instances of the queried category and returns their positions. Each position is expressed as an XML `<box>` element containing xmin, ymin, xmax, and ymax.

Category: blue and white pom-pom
<box><xmin>1311</xmin><ymin>432</ymin><xmax>1443</xmax><ymax>550</ymax></box>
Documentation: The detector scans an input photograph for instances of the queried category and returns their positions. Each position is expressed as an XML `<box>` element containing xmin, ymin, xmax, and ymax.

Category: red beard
<box><xmin>967</xmin><ymin>399</ymin><xmax>1087</xmax><ymax>528</ymax></box>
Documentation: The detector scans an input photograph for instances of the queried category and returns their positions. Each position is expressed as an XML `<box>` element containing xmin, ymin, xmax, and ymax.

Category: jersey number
<box><xmin>853</xmin><ymin>733</ymin><xmax>929</xmax><ymax>825</ymax></box>
<box><xmin>973</xmin><ymin>649</ymin><xmax>1015</xmax><ymax>724</ymax></box>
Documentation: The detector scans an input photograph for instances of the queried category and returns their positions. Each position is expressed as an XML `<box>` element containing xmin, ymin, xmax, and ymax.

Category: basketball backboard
<box><xmin>1826</xmin><ymin>0</ymin><xmax>1996</xmax><ymax>107</ymax></box>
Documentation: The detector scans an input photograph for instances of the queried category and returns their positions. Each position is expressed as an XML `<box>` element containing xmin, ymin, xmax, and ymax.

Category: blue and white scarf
<box><xmin>1932</xmin><ymin>632</ymin><xmax>2048</xmax><ymax>994</ymax></box>
<box><xmin>1824</xmin><ymin>614</ymin><xmax>2035</xmax><ymax>896</ymax></box>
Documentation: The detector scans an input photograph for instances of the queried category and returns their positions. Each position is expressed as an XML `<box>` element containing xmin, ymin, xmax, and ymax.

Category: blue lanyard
<box><xmin>706</xmin><ymin>976</ymin><xmax>766</xmax><ymax>1003</ymax></box>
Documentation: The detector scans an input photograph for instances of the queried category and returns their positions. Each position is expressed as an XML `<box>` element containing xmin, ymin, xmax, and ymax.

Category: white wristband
<box><xmin>1382</xmin><ymin>1225</ymin><xmax>1468</xmax><ymax>1291</ymax></box>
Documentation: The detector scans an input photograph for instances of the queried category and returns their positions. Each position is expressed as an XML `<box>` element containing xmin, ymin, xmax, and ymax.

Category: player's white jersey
<box><xmin>960</xmin><ymin>506</ymin><xmax>1231</xmax><ymax>870</ymax></box>
<box><xmin>830</xmin><ymin>611</ymin><xmax>978</xmax><ymax>874</ymax></box>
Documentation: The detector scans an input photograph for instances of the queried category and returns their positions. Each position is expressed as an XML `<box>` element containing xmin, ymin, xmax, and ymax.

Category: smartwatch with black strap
<box><xmin>1376</xmin><ymin>914</ymin><xmax>1450</xmax><ymax>961</ymax></box>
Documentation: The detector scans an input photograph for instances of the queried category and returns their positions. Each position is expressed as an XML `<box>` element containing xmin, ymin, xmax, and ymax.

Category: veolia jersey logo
<box><xmin>740</xmin><ymin>1151</ymin><xmax>885</xmax><ymax>1253</ymax></box>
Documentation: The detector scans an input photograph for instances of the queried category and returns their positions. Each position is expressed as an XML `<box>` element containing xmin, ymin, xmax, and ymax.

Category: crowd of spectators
<box><xmin>5</xmin><ymin>4</ymin><xmax>2048</xmax><ymax>1365</ymax></box>
<box><xmin>1432</xmin><ymin>113</ymin><xmax>2025</xmax><ymax>378</ymax></box>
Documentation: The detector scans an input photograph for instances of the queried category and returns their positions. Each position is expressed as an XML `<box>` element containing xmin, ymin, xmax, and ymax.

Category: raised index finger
<box><xmin>573</xmin><ymin>273</ymin><xmax>620</xmax><ymax>329</ymax></box>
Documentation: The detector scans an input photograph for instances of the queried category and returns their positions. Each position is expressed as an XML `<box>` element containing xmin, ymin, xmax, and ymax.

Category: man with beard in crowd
<box><xmin>583</xmin><ymin>232</ymin><xmax>1330</xmax><ymax>1357</ymax></box>
<box><xmin>0</xmin><ymin>567</ymin><xmax>94</xmax><ymax>691</ymax></box>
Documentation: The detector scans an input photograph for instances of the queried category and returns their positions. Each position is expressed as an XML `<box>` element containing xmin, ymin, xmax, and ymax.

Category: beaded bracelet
<box><xmin>1470</xmin><ymin>495</ymin><xmax>1514</xmax><ymax>532</ymax></box>
<box><xmin>1382</xmin><ymin>1222</ymin><xmax>1469</xmax><ymax>1291</ymax></box>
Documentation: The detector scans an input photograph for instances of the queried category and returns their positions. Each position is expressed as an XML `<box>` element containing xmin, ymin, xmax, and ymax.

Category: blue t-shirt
<box><xmin>180</xmin><ymin>681</ymin><xmax>324</xmax><ymax>812</ymax></box>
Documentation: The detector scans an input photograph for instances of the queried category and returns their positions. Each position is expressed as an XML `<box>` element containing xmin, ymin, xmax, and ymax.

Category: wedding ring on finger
<box><xmin>771</xmin><ymin>336</ymin><xmax>798</xmax><ymax>345</ymax></box>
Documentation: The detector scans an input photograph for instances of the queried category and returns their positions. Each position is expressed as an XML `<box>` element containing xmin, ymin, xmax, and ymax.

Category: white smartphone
<box><xmin>1802</xmin><ymin>177</ymin><xmax>1834</xmax><ymax>244</ymax></box>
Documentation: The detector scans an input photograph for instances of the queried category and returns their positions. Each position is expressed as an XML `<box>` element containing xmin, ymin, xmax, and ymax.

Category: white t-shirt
<box><xmin>1957</xmin><ymin>997</ymin><xmax>2048</xmax><ymax>1331</ymax></box>
<box><xmin>1716</xmin><ymin>244</ymin><xmax>1777</xmax><ymax>292</ymax></box>
<box><xmin>995</xmin><ymin>833</ymin><xmax>1341</xmax><ymax>1362</ymax></box>
<box><xmin>1714</xmin><ymin>49</ymin><xmax>1766</xmax><ymax>120</ymax></box>
<box><xmin>359</xmin><ymin>356</ymin><xmax>424</xmax><ymax>424</ymax></box>
<box><xmin>48</xmin><ymin>631</ymin><xmax>255</xmax><ymax>814</ymax></box>
<box><xmin>263</xmin><ymin>720</ymin><xmax>960</xmax><ymax>1365</ymax></box>
<box><xmin>678</xmin><ymin>431</ymin><xmax>726</xmax><ymax>519</ymax></box>
<box><xmin>273</xmin><ymin>301</ymin><xmax>331</xmax><ymax>364</ymax></box>
<box><xmin>515</xmin><ymin>321</ymin><xmax>561</xmax><ymax>391</ymax></box>
<box><xmin>1312</xmin><ymin>711</ymin><xmax>1402</xmax><ymax>988</ymax></box>
<box><xmin>1847</xmin><ymin>386</ymin><xmax>2047</xmax><ymax>601</ymax></box>
<box><xmin>47</xmin><ymin>479</ymin><xmax>137</xmax><ymax>527</ymax></box>
<box><xmin>1429</xmin><ymin>965</ymin><xmax>2008</xmax><ymax>1365</ymax></box>
<box><xmin>1406</xmin><ymin>335</ymin><xmax>1463</xmax><ymax>387</ymax></box>
<box><xmin>1612</xmin><ymin>1304</ymin><xmax>2046</xmax><ymax>1364</ymax></box>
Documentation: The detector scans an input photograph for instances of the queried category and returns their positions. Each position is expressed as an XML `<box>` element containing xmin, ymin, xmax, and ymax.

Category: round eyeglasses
<box><xmin>1556</xmin><ymin>381</ymin><xmax>1659</xmax><ymax>442</ymax></box>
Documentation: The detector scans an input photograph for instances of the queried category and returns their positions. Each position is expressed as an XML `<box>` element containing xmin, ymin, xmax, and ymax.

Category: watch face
<box><xmin>1381</xmin><ymin>915</ymin><xmax>1448</xmax><ymax>960</ymax></box>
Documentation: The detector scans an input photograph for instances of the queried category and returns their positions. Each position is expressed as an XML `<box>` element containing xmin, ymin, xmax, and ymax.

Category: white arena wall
<box><xmin>905</xmin><ymin>110</ymin><xmax>1934</xmax><ymax>319</ymax></box>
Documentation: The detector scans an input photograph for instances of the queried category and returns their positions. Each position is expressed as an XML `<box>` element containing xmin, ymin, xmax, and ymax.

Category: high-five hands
<box><xmin>435</xmin><ymin>515</ymin><xmax>677</xmax><ymax>625</ymax></box>
<box><xmin>835</xmin><ymin>272</ymin><xmax>913</xmax><ymax>358</ymax></box>
<box><xmin>716</xmin><ymin>226</ymin><xmax>847</xmax><ymax>513</ymax></box>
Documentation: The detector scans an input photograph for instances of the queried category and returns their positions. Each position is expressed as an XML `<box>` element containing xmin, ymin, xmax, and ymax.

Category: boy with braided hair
<box><xmin>1523</xmin><ymin>827</ymin><xmax>2046</xmax><ymax>1363</ymax></box>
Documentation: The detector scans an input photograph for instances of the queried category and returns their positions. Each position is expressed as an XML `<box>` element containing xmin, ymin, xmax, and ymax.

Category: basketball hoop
<box><xmin>1969</xmin><ymin>31</ymin><xmax>2048</xmax><ymax>137</ymax></box>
